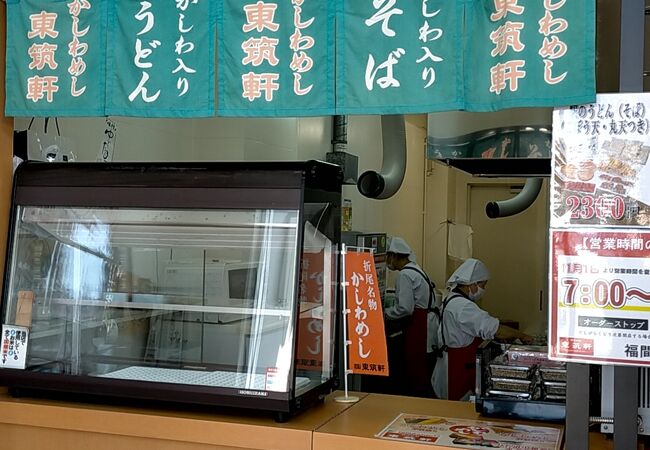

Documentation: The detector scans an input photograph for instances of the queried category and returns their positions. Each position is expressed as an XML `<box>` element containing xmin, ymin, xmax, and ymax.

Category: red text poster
<box><xmin>344</xmin><ymin>251</ymin><xmax>388</xmax><ymax>376</ymax></box>
<box><xmin>550</xmin><ymin>229</ymin><xmax>650</xmax><ymax>365</ymax></box>
<box><xmin>296</xmin><ymin>250</ymin><xmax>325</xmax><ymax>371</ymax></box>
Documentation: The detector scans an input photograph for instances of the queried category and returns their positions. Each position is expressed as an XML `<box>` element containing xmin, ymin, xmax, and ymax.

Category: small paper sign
<box><xmin>265</xmin><ymin>367</ymin><xmax>285</xmax><ymax>392</ymax></box>
<box><xmin>1</xmin><ymin>325</ymin><xmax>29</xmax><ymax>369</ymax></box>
<box><xmin>344</xmin><ymin>250</ymin><xmax>389</xmax><ymax>376</ymax></box>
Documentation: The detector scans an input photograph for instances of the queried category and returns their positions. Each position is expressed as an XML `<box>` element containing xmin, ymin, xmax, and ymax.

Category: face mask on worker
<box><xmin>468</xmin><ymin>284</ymin><xmax>485</xmax><ymax>301</ymax></box>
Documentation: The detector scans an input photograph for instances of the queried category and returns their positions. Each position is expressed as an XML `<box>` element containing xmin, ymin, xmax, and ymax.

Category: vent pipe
<box><xmin>485</xmin><ymin>178</ymin><xmax>543</xmax><ymax>218</ymax></box>
<box><xmin>357</xmin><ymin>115</ymin><xmax>406</xmax><ymax>200</ymax></box>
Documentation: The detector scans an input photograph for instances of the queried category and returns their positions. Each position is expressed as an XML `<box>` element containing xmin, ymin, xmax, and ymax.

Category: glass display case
<box><xmin>0</xmin><ymin>161</ymin><xmax>343</xmax><ymax>421</ymax></box>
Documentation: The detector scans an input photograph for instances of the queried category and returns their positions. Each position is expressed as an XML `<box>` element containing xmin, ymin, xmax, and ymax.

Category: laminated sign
<box><xmin>1</xmin><ymin>325</ymin><xmax>29</xmax><ymax>370</ymax></box>
<box><xmin>551</xmin><ymin>93</ymin><xmax>650</xmax><ymax>228</ymax></box>
<box><xmin>550</xmin><ymin>229</ymin><xmax>650</xmax><ymax>366</ymax></box>
<box><xmin>344</xmin><ymin>251</ymin><xmax>388</xmax><ymax>376</ymax></box>
<box><xmin>376</xmin><ymin>414</ymin><xmax>562</xmax><ymax>449</ymax></box>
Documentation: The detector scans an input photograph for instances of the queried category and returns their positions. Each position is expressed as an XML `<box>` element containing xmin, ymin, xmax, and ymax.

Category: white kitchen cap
<box><xmin>388</xmin><ymin>237</ymin><xmax>416</xmax><ymax>262</ymax></box>
<box><xmin>447</xmin><ymin>258</ymin><xmax>490</xmax><ymax>288</ymax></box>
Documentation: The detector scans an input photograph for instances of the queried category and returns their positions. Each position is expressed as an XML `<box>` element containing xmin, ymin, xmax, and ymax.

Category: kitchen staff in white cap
<box><xmin>431</xmin><ymin>258</ymin><xmax>532</xmax><ymax>400</ymax></box>
<box><xmin>384</xmin><ymin>237</ymin><xmax>437</xmax><ymax>397</ymax></box>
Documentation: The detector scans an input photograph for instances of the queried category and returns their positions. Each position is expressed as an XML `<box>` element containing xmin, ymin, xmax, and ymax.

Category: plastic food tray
<box><xmin>487</xmin><ymin>389</ymin><xmax>531</xmax><ymax>400</ymax></box>
<box><xmin>489</xmin><ymin>361</ymin><xmax>535</xmax><ymax>379</ymax></box>
<box><xmin>540</xmin><ymin>367</ymin><xmax>567</xmax><ymax>382</ymax></box>
<box><xmin>543</xmin><ymin>381</ymin><xmax>567</xmax><ymax>396</ymax></box>
<box><xmin>490</xmin><ymin>377</ymin><xmax>532</xmax><ymax>393</ymax></box>
<box><xmin>544</xmin><ymin>394</ymin><xmax>566</xmax><ymax>402</ymax></box>
<box><xmin>506</xmin><ymin>345</ymin><xmax>549</xmax><ymax>365</ymax></box>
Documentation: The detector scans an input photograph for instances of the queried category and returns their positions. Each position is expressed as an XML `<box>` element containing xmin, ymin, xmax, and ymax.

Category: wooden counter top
<box><xmin>0</xmin><ymin>388</ymin><xmax>365</xmax><ymax>450</ymax></box>
<box><xmin>0</xmin><ymin>388</ymin><xmax>633</xmax><ymax>450</ymax></box>
<box><xmin>314</xmin><ymin>393</ymin><xmax>564</xmax><ymax>450</ymax></box>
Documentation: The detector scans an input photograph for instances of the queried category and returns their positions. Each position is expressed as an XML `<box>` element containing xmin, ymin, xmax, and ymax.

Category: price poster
<box><xmin>550</xmin><ymin>229</ymin><xmax>650</xmax><ymax>365</ymax></box>
<box><xmin>551</xmin><ymin>93</ymin><xmax>650</xmax><ymax>227</ymax></box>
<box><xmin>376</xmin><ymin>414</ymin><xmax>562</xmax><ymax>449</ymax></box>
<box><xmin>1</xmin><ymin>325</ymin><xmax>29</xmax><ymax>369</ymax></box>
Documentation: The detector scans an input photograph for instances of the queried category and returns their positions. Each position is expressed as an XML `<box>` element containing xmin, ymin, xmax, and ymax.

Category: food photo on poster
<box><xmin>551</xmin><ymin>93</ymin><xmax>650</xmax><ymax>227</ymax></box>
<box><xmin>375</xmin><ymin>413</ymin><xmax>562</xmax><ymax>449</ymax></box>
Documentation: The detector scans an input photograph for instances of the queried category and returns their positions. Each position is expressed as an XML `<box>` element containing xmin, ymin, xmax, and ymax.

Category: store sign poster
<box><xmin>551</xmin><ymin>93</ymin><xmax>650</xmax><ymax>227</ymax></box>
<box><xmin>550</xmin><ymin>229</ymin><xmax>650</xmax><ymax>366</ymax></box>
<box><xmin>5</xmin><ymin>0</ymin><xmax>106</xmax><ymax>116</ymax></box>
<box><xmin>1</xmin><ymin>325</ymin><xmax>29</xmax><ymax>370</ymax></box>
<box><xmin>376</xmin><ymin>414</ymin><xmax>562</xmax><ymax>449</ymax></box>
<box><xmin>344</xmin><ymin>251</ymin><xmax>388</xmax><ymax>376</ymax></box>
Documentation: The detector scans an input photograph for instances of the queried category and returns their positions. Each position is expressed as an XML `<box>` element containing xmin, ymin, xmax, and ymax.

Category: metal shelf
<box><xmin>100</xmin><ymin>366</ymin><xmax>312</xmax><ymax>391</ymax></box>
<box><xmin>51</xmin><ymin>298</ymin><xmax>293</xmax><ymax>317</ymax></box>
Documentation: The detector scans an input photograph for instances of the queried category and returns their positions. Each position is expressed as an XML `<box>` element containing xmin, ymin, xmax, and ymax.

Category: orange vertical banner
<box><xmin>344</xmin><ymin>250</ymin><xmax>389</xmax><ymax>376</ymax></box>
<box><xmin>296</xmin><ymin>250</ymin><xmax>325</xmax><ymax>371</ymax></box>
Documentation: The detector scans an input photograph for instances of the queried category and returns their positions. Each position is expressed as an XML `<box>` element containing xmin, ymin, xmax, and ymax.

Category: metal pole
<box><xmin>342</xmin><ymin>244</ymin><xmax>350</xmax><ymax>396</ymax></box>
<box><xmin>335</xmin><ymin>244</ymin><xmax>358</xmax><ymax>403</ymax></box>
<box><xmin>612</xmin><ymin>1</ymin><xmax>644</xmax><ymax>449</ymax></box>
<box><xmin>566</xmin><ymin>363</ymin><xmax>590</xmax><ymax>450</ymax></box>
<box><xmin>614</xmin><ymin>367</ymin><xmax>638</xmax><ymax>450</ymax></box>
<box><xmin>619</xmin><ymin>0</ymin><xmax>645</xmax><ymax>93</ymax></box>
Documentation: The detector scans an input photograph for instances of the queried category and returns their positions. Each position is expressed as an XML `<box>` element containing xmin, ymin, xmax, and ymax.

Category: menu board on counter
<box><xmin>376</xmin><ymin>414</ymin><xmax>562</xmax><ymax>449</ymax></box>
<box><xmin>551</xmin><ymin>93</ymin><xmax>650</xmax><ymax>227</ymax></box>
<box><xmin>550</xmin><ymin>229</ymin><xmax>650</xmax><ymax>366</ymax></box>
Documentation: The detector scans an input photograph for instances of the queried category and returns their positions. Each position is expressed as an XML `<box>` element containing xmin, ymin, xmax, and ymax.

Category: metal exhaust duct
<box><xmin>485</xmin><ymin>178</ymin><xmax>543</xmax><ymax>219</ymax></box>
<box><xmin>357</xmin><ymin>115</ymin><xmax>406</xmax><ymax>200</ymax></box>
<box><xmin>332</xmin><ymin>115</ymin><xmax>348</xmax><ymax>151</ymax></box>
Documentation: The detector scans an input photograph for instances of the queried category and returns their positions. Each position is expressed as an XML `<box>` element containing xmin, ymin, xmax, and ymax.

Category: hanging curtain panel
<box><xmin>4</xmin><ymin>0</ymin><xmax>596</xmax><ymax>117</ymax></box>
<box><xmin>336</xmin><ymin>0</ymin><xmax>463</xmax><ymax>115</ymax></box>
<box><xmin>106</xmin><ymin>0</ymin><xmax>215</xmax><ymax>117</ymax></box>
<box><xmin>217</xmin><ymin>0</ymin><xmax>335</xmax><ymax>116</ymax></box>
<box><xmin>464</xmin><ymin>0</ymin><xmax>596</xmax><ymax>111</ymax></box>
<box><xmin>5</xmin><ymin>0</ymin><xmax>107</xmax><ymax>116</ymax></box>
